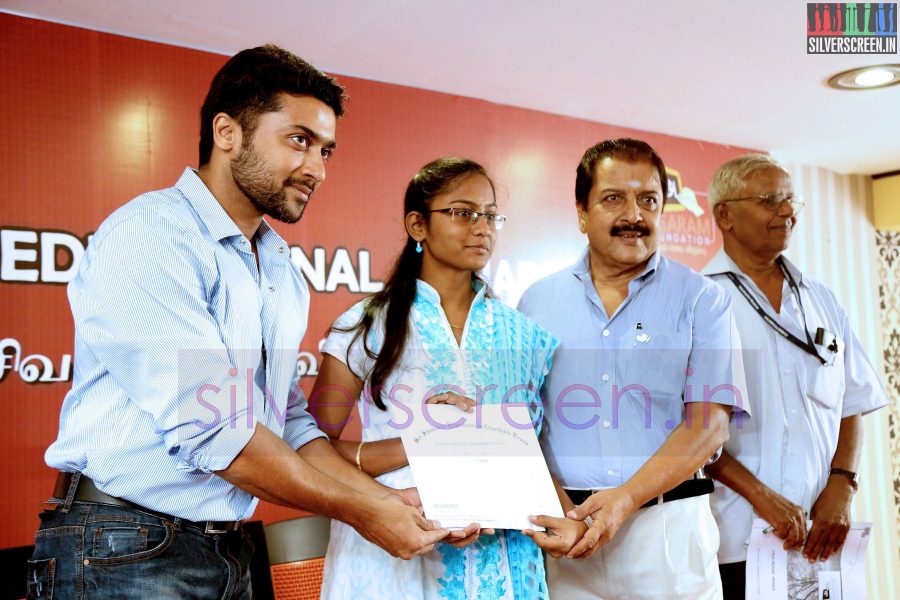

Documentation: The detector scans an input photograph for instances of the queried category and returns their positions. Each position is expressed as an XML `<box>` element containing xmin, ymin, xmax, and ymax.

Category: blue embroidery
<box><xmin>413</xmin><ymin>280</ymin><xmax>556</xmax><ymax>600</ymax></box>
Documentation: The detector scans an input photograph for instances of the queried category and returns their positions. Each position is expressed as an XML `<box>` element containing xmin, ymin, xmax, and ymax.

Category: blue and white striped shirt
<box><xmin>46</xmin><ymin>168</ymin><xmax>326</xmax><ymax>521</ymax></box>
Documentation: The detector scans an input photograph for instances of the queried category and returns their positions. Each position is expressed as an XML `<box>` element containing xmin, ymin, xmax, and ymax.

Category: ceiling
<box><xmin>3</xmin><ymin>0</ymin><xmax>898</xmax><ymax>175</ymax></box>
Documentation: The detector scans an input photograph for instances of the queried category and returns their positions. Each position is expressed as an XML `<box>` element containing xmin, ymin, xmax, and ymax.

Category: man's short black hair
<box><xmin>198</xmin><ymin>44</ymin><xmax>347</xmax><ymax>166</ymax></box>
<box><xmin>575</xmin><ymin>138</ymin><xmax>668</xmax><ymax>207</ymax></box>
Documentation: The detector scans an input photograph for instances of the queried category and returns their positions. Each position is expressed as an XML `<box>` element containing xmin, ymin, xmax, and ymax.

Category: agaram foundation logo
<box><xmin>660</xmin><ymin>168</ymin><xmax>719</xmax><ymax>272</ymax></box>
<box><xmin>807</xmin><ymin>3</ymin><xmax>898</xmax><ymax>54</ymax></box>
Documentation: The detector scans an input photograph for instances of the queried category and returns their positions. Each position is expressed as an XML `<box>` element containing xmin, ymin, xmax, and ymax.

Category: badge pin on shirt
<box><xmin>635</xmin><ymin>323</ymin><xmax>651</xmax><ymax>344</ymax></box>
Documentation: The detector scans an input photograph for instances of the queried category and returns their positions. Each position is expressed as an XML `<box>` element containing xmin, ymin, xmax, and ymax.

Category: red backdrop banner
<box><xmin>0</xmin><ymin>13</ymin><xmax>757</xmax><ymax>548</ymax></box>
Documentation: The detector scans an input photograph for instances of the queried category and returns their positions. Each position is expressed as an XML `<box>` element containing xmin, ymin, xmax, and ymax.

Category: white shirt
<box><xmin>703</xmin><ymin>249</ymin><xmax>888</xmax><ymax>563</ymax></box>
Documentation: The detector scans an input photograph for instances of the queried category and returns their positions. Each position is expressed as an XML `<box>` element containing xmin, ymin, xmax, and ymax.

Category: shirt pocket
<box><xmin>621</xmin><ymin>331</ymin><xmax>691</xmax><ymax>396</ymax></box>
<box><xmin>618</xmin><ymin>331</ymin><xmax>691</xmax><ymax>434</ymax></box>
<box><xmin>806</xmin><ymin>337</ymin><xmax>845</xmax><ymax>409</ymax></box>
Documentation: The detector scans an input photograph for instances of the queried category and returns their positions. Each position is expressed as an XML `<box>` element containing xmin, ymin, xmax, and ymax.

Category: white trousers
<box><xmin>547</xmin><ymin>495</ymin><xmax>723</xmax><ymax>600</ymax></box>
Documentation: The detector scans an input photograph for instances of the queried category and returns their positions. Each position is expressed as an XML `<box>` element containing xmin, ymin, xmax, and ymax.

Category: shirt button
<box><xmin>790</xmin><ymin>408</ymin><xmax>798</xmax><ymax>415</ymax></box>
<box><xmin>268</xmin><ymin>286</ymin><xmax>275</xmax><ymax>292</ymax></box>
<box><xmin>602</xmin><ymin>329</ymin><xmax>610</xmax><ymax>337</ymax></box>
<box><xmin>601</xmin><ymin>373</ymin><xmax>610</xmax><ymax>382</ymax></box>
<box><xmin>607</xmin><ymin>468</ymin><xmax>616</xmax><ymax>477</ymax></box>
<box><xmin>278</xmin><ymin>246</ymin><xmax>286</xmax><ymax>254</ymax></box>
<box><xmin>603</xmin><ymin>420</ymin><xmax>611</xmax><ymax>428</ymax></box>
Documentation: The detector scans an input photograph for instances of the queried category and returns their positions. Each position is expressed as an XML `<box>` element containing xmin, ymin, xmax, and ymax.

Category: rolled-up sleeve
<box><xmin>71</xmin><ymin>211</ymin><xmax>257</xmax><ymax>473</ymax></box>
<box><xmin>282</xmin><ymin>379</ymin><xmax>329</xmax><ymax>450</ymax></box>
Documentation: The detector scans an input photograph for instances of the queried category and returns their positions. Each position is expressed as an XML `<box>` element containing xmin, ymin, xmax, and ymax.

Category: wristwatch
<box><xmin>829</xmin><ymin>468</ymin><xmax>859</xmax><ymax>491</ymax></box>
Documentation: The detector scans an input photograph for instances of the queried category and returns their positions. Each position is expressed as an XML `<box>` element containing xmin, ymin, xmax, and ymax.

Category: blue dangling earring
<box><xmin>415</xmin><ymin>241</ymin><xmax>423</xmax><ymax>254</ymax></box>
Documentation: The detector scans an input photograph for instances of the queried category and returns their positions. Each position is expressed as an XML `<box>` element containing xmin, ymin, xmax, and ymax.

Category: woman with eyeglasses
<box><xmin>312</xmin><ymin>158</ymin><xmax>584</xmax><ymax>599</ymax></box>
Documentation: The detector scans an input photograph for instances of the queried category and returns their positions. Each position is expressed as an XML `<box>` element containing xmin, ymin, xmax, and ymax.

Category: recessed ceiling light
<box><xmin>828</xmin><ymin>65</ymin><xmax>900</xmax><ymax>90</ymax></box>
<box><xmin>854</xmin><ymin>69</ymin><xmax>895</xmax><ymax>87</ymax></box>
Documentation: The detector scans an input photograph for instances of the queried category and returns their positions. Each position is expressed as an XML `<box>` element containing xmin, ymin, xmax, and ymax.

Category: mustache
<box><xmin>610</xmin><ymin>223</ymin><xmax>651</xmax><ymax>236</ymax></box>
<box><xmin>285</xmin><ymin>176</ymin><xmax>318</xmax><ymax>195</ymax></box>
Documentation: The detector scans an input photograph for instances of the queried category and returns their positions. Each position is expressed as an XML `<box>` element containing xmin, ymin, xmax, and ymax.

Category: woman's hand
<box><xmin>442</xmin><ymin>523</ymin><xmax>496</xmax><ymax>549</ymax></box>
<box><xmin>425</xmin><ymin>391</ymin><xmax>475</xmax><ymax>412</ymax></box>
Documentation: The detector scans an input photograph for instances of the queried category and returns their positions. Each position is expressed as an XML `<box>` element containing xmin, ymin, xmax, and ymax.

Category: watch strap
<box><xmin>829</xmin><ymin>467</ymin><xmax>858</xmax><ymax>491</ymax></box>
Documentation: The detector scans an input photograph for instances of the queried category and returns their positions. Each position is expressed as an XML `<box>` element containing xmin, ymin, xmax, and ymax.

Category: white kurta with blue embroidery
<box><xmin>320</xmin><ymin>280</ymin><xmax>558</xmax><ymax>600</ymax></box>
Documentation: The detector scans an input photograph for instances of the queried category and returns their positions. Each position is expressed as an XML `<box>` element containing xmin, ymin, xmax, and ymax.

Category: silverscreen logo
<box><xmin>807</xmin><ymin>3</ymin><xmax>898</xmax><ymax>54</ymax></box>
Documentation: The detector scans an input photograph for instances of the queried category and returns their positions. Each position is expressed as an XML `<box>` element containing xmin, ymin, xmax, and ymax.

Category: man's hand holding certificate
<box><xmin>393</xmin><ymin>401</ymin><xmax>564</xmax><ymax>531</ymax></box>
<box><xmin>746</xmin><ymin>518</ymin><xmax>872</xmax><ymax>600</ymax></box>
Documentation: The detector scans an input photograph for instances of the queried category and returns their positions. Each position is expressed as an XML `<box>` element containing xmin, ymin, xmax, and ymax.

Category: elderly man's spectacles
<box><xmin>429</xmin><ymin>208</ymin><xmax>508</xmax><ymax>230</ymax></box>
<box><xmin>718</xmin><ymin>194</ymin><xmax>805</xmax><ymax>214</ymax></box>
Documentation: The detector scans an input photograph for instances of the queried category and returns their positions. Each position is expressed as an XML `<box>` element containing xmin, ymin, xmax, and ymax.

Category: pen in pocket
<box><xmin>635</xmin><ymin>322</ymin><xmax>650</xmax><ymax>344</ymax></box>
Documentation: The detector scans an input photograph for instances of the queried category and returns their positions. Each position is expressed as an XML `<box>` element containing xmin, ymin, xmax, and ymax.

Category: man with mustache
<box><xmin>29</xmin><ymin>45</ymin><xmax>447</xmax><ymax>599</ymax></box>
<box><xmin>519</xmin><ymin>138</ymin><xmax>747</xmax><ymax>599</ymax></box>
<box><xmin>702</xmin><ymin>154</ymin><xmax>888</xmax><ymax>599</ymax></box>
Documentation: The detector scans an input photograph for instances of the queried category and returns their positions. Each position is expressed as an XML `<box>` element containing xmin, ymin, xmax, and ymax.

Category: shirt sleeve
<box><xmin>516</xmin><ymin>287</ymin><xmax>532</xmax><ymax>314</ymax></box>
<box><xmin>686</xmin><ymin>281</ymin><xmax>752</xmax><ymax>423</ymax></box>
<box><xmin>281</xmin><ymin>382</ymin><xmax>330</xmax><ymax>450</ymax></box>
<box><xmin>836</xmin><ymin>301</ymin><xmax>890</xmax><ymax>418</ymax></box>
<box><xmin>320</xmin><ymin>301</ymin><xmax>378</xmax><ymax>380</ymax></box>
<box><xmin>70</xmin><ymin>210</ymin><xmax>255</xmax><ymax>473</ymax></box>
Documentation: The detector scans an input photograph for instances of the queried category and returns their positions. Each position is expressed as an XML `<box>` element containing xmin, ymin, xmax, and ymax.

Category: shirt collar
<box><xmin>702</xmin><ymin>248</ymin><xmax>806</xmax><ymax>287</ymax></box>
<box><xmin>175</xmin><ymin>168</ymin><xmax>289</xmax><ymax>253</ymax></box>
<box><xmin>779</xmin><ymin>254</ymin><xmax>805</xmax><ymax>286</ymax></box>
<box><xmin>571</xmin><ymin>246</ymin><xmax>661</xmax><ymax>281</ymax></box>
<box><xmin>254</xmin><ymin>219</ymin><xmax>290</xmax><ymax>256</ymax></box>
<box><xmin>701</xmin><ymin>248</ymin><xmax>739</xmax><ymax>277</ymax></box>
<box><xmin>176</xmin><ymin>168</ymin><xmax>243</xmax><ymax>242</ymax></box>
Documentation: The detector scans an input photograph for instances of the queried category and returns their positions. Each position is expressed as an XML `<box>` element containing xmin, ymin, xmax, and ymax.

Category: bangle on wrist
<box><xmin>829</xmin><ymin>467</ymin><xmax>858</xmax><ymax>492</ymax></box>
<box><xmin>355</xmin><ymin>441</ymin><xmax>365</xmax><ymax>470</ymax></box>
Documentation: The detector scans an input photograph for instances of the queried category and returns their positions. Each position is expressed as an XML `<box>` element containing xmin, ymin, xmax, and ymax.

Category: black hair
<box><xmin>338</xmin><ymin>158</ymin><xmax>495</xmax><ymax>410</ymax></box>
<box><xmin>574</xmin><ymin>138</ymin><xmax>668</xmax><ymax>207</ymax></box>
<box><xmin>198</xmin><ymin>44</ymin><xmax>346</xmax><ymax>166</ymax></box>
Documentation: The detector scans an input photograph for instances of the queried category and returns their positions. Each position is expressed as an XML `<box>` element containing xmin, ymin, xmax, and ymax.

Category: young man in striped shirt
<box><xmin>30</xmin><ymin>45</ymin><xmax>447</xmax><ymax>600</ymax></box>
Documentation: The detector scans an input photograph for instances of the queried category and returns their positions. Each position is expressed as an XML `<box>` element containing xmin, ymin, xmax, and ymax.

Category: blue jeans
<box><xmin>27</xmin><ymin>501</ymin><xmax>253</xmax><ymax>599</ymax></box>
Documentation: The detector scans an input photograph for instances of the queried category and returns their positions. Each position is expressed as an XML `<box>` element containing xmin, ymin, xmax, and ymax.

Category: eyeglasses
<box><xmin>718</xmin><ymin>193</ymin><xmax>805</xmax><ymax>214</ymax></box>
<box><xmin>429</xmin><ymin>208</ymin><xmax>508</xmax><ymax>230</ymax></box>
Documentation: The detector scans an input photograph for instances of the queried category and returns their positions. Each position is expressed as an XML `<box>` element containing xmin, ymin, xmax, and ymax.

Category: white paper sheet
<box><xmin>395</xmin><ymin>402</ymin><xmax>564</xmax><ymax>530</ymax></box>
<box><xmin>746</xmin><ymin>518</ymin><xmax>872</xmax><ymax>600</ymax></box>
